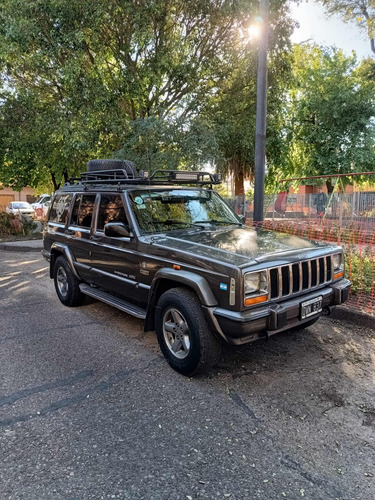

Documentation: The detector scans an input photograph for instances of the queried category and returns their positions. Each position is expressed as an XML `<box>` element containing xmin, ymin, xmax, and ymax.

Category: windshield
<box><xmin>12</xmin><ymin>202</ymin><xmax>31</xmax><ymax>209</ymax></box>
<box><xmin>130</xmin><ymin>189</ymin><xmax>240</xmax><ymax>234</ymax></box>
<box><xmin>35</xmin><ymin>195</ymin><xmax>49</xmax><ymax>203</ymax></box>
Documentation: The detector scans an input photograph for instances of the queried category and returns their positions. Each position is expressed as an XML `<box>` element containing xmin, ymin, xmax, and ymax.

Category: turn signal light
<box><xmin>245</xmin><ymin>295</ymin><xmax>268</xmax><ymax>306</ymax></box>
<box><xmin>173</xmin><ymin>265</ymin><xmax>181</xmax><ymax>270</ymax></box>
<box><xmin>334</xmin><ymin>271</ymin><xmax>344</xmax><ymax>280</ymax></box>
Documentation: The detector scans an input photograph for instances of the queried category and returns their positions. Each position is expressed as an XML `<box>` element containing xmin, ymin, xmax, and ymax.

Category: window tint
<box><xmin>70</xmin><ymin>194</ymin><xmax>96</xmax><ymax>228</ymax></box>
<box><xmin>97</xmin><ymin>194</ymin><xmax>127</xmax><ymax>230</ymax></box>
<box><xmin>49</xmin><ymin>194</ymin><xmax>73</xmax><ymax>224</ymax></box>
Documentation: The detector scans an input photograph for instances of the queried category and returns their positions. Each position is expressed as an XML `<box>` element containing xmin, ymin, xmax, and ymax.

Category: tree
<box><xmin>0</xmin><ymin>0</ymin><xmax>260</xmax><ymax>189</ymax></box>
<box><xmin>269</xmin><ymin>44</ymin><xmax>375</xmax><ymax>193</ymax></box>
<box><xmin>319</xmin><ymin>0</ymin><xmax>375</xmax><ymax>56</ymax></box>
<box><xmin>198</xmin><ymin>0</ymin><xmax>294</xmax><ymax>194</ymax></box>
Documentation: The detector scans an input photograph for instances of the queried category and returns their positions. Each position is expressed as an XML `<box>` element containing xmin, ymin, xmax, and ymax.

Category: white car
<box><xmin>6</xmin><ymin>201</ymin><xmax>36</xmax><ymax>218</ymax></box>
<box><xmin>31</xmin><ymin>194</ymin><xmax>52</xmax><ymax>217</ymax></box>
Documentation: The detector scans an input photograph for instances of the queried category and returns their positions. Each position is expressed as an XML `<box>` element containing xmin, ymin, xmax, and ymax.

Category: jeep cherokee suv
<box><xmin>43</xmin><ymin>160</ymin><xmax>351</xmax><ymax>375</ymax></box>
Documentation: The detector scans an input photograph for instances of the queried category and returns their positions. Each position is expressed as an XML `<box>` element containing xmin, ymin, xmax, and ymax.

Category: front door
<box><xmin>89</xmin><ymin>193</ymin><xmax>147</xmax><ymax>304</ymax></box>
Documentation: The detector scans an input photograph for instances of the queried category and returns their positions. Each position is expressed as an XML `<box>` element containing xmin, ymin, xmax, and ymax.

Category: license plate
<box><xmin>300</xmin><ymin>296</ymin><xmax>323</xmax><ymax>320</ymax></box>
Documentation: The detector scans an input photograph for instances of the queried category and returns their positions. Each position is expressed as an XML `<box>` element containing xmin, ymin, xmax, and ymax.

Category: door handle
<box><xmin>90</xmin><ymin>235</ymin><xmax>102</xmax><ymax>242</ymax></box>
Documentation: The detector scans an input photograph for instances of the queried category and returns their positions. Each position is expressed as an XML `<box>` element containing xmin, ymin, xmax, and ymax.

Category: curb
<box><xmin>330</xmin><ymin>306</ymin><xmax>375</xmax><ymax>331</ymax></box>
<box><xmin>0</xmin><ymin>242</ymin><xmax>43</xmax><ymax>253</ymax></box>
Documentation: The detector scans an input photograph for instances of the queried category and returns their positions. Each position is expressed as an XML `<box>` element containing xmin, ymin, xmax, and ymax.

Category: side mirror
<box><xmin>104</xmin><ymin>222</ymin><xmax>133</xmax><ymax>238</ymax></box>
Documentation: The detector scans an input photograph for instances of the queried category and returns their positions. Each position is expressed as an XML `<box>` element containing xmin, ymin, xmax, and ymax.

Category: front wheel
<box><xmin>155</xmin><ymin>288</ymin><xmax>221</xmax><ymax>376</ymax></box>
<box><xmin>54</xmin><ymin>256</ymin><xmax>85</xmax><ymax>307</ymax></box>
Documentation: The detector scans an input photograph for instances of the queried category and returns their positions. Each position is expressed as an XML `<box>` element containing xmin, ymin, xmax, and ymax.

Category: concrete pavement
<box><xmin>0</xmin><ymin>239</ymin><xmax>43</xmax><ymax>252</ymax></box>
<box><xmin>1</xmin><ymin>251</ymin><xmax>375</xmax><ymax>500</ymax></box>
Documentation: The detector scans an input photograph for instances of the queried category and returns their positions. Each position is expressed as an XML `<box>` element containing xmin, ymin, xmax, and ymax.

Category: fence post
<box><xmin>351</xmin><ymin>191</ymin><xmax>355</xmax><ymax>222</ymax></box>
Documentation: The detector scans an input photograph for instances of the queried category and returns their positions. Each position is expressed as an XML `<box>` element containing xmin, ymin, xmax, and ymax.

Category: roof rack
<box><xmin>70</xmin><ymin>169</ymin><xmax>222</xmax><ymax>187</ymax></box>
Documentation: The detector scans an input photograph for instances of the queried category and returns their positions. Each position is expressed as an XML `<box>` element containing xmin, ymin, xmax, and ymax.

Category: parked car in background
<box><xmin>31</xmin><ymin>194</ymin><xmax>52</xmax><ymax>217</ymax></box>
<box><xmin>6</xmin><ymin>201</ymin><xmax>36</xmax><ymax>218</ymax></box>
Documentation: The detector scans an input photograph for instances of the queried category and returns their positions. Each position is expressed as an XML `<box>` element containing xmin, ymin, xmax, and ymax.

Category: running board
<box><xmin>79</xmin><ymin>284</ymin><xmax>146</xmax><ymax>319</ymax></box>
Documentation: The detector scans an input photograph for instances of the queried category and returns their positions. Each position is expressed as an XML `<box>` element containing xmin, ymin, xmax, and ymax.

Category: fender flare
<box><xmin>49</xmin><ymin>243</ymin><xmax>80</xmax><ymax>280</ymax></box>
<box><xmin>144</xmin><ymin>268</ymin><xmax>218</xmax><ymax>332</ymax></box>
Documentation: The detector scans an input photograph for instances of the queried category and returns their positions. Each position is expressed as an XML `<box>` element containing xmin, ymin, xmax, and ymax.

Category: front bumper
<box><xmin>206</xmin><ymin>279</ymin><xmax>351</xmax><ymax>345</ymax></box>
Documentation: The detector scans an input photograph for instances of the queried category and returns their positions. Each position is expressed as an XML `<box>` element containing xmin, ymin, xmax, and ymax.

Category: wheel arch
<box><xmin>144</xmin><ymin>269</ymin><xmax>217</xmax><ymax>332</ymax></box>
<box><xmin>50</xmin><ymin>243</ymin><xmax>79</xmax><ymax>280</ymax></box>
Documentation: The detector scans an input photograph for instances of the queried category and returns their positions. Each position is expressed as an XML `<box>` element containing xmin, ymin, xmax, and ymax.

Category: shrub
<box><xmin>0</xmin><ymin>211</ymin><xmax>36</xmax><ymax>237</ymax></box>
<box><xmin>345</xmin><ymin>248</ymin><xmax>374</xmax><ymax>295</ymax></box>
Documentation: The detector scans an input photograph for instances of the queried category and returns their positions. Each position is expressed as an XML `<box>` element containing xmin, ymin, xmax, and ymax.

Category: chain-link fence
<box><xmin>225</xmin><ymin>192</ymin><xmax>375</xmax><ymax>225</ymax></box>
<box><xmin>224</xmin><ymin>193</ymin><xmax>375</xmax><ymax>315</ymax></box>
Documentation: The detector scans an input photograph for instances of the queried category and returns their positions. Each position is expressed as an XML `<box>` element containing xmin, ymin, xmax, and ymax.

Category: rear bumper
<box><xmin>206</xmin><ymin>279</ymin><xmax>351</xmax><ymax>345</ymax></box>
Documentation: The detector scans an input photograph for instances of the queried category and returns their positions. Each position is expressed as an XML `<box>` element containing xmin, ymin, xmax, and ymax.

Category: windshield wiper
<box><xmin>162</xmin><ymin>219</ymin><xmax>201</xmax><ymax>228</ymax></box>
<box><xmin>193</xmin><ymin>220</ymin><xmax>242</xmax><ymax>226</ymax></box>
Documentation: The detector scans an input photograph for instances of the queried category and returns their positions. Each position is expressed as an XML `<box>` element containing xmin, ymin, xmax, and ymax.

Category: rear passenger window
<box><xmin>70</xmin><ymin>194</ymin><xmax>96</xmax><ymax>228</ymax></box>
<box><xmin>97</xmin><ymin>194</ymin><xmax>127</xmax><ymax>231</ymax></box>
<box><xmin>49</xmin><ymin>194</ymin><xmax>73</xmax><ymax>224</ymax></box>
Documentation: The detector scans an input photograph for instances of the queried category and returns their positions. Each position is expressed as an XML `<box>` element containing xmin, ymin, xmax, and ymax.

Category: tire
<box><xmin>86</xmin><ymin>159</ymin><xmax>137</xmax><ymax>178</ymax></box>
<box><xmin>155</xmin><ymin>287</ymin><xmax>221</xmax><ymax>376</ymax></box>
<box><xmin>54</xmin><ymin>256</ymin><xmax>85</xmax><ymax>307</ymax></box>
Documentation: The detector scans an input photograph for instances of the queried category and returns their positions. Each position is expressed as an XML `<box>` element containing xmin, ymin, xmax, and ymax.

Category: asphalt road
<box><xmin>0</xmin><ymin>251</ymin><xmax>374</xmax><ymax>500</ymax></box>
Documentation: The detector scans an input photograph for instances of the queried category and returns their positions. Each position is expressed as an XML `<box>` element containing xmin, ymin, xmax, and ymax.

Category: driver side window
<box><xmin>97</xmin><ymin>194</ymin><xmax>128</xmax><ymax>231</ymax></box>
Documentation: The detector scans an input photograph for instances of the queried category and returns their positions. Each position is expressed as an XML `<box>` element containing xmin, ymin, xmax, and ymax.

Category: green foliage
<box><xmin>20</xmin><ymin>216</ymin><xmax>37</xmax><ymax>236</ymax></box>
<box><xmin>200</xmin><ymin>0</ymin><xmax>294</xmax><ymax>190</ymax></box>
<box><xmin>115</xmin><ymin>116</ymin><xmax>218</xmax><ymax>171</ymax></box>
<box><xmin>0</xmin><ymin>0</ymin><xmax>265</xmax><ymax>188</ymax></box>
<box><xmin>318</xmin><ymin>0</ymin><xmax>375</xmax><ymax>55</ymax></box>
<box><xmin>346</xmin><ymin>248</ymin><xmax>374</xmax><ymax>295</ymax></box>
<box><xmin>0</xmin><ymin>212</ymin><xmax>35</xmax><ymax>236</ymax></box>
<box><xmin>0</xmin><ymin>212</ymin><xmax>18</xmax><ymax>236</ymax></box>
<box><xmin>267</xmin><ymin>44</ymin><xmax>375</xmax><ymax>191</ymax></box>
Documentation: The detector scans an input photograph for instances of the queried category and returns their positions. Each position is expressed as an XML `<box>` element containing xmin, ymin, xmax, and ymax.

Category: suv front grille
<box><xmin>269</xmin><ymin>256</ymin><xmax>332</xmax><ymax>299</ymax></box>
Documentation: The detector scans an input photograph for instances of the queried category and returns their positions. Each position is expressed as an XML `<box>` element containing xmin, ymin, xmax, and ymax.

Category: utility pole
<box><xmin>253</xmin><ymin>0</ymin><xmax>269</xmax><ymax>223</ymax></box>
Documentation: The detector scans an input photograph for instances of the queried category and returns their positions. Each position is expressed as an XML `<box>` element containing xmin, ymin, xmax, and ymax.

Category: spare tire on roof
<box><xmin>86</xmin><ymin>159</ymin><xmax>137</xmax><ymax>178</ymax></box>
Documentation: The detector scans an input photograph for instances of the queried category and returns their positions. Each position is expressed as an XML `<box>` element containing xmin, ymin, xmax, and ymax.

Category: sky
<box><xmin>290</xmin><ymin>1</ymin><xmax>373</xmax><ymax>60</ymax></box>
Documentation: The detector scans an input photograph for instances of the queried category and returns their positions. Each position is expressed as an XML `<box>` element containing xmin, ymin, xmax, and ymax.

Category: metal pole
<box><xmin>253</xmin><ymin>0</ymin><xmax>269</xmax><ymax>223</ymax></box>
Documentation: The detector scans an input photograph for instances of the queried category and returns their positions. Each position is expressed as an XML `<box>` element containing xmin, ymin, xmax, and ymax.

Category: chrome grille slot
<box><xmin>281</xmin><ymin>266</ymin><xmax>290</xmax><ymax>296</ymax></box>
<box><xmin>326</xmin><ymin>256</ymin><xmax>332</xmax><ymax>281</ymax></box>
<box><xmin>292</xmin><ymin>264</ymin><xmax>300</xmax><ymax>293</ymax></box>
<box><xmin>311</xmin><ymin>260</ymin><xmax>317</xmax><ymax>287</ymax></box>
<box><xmin>269</xmin><ymin>255</ymin><xmax>334</xmax><ymax>300</ymax></box>
<box><xmin>319</xmin><ymin>258</ymin><xmax>325</xmax><ymax>284</ymax></box>
<box><xmin>302</xmin><ymin>262</ymin><xmax>309</xmax><ymax>289</ymax></box>
<box><xmin>270</xmin><ymin>268</ymin><xmax>279</xmax><ymax>299</ymax></box>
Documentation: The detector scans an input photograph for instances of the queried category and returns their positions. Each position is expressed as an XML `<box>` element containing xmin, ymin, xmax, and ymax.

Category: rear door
<box><xmin>65</xmin><ymin>193</ymin><xmax>97</xmax><ymax>281</ymax></box>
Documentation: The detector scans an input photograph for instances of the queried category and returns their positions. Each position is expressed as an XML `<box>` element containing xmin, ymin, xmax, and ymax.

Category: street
<box><xmin>0</xmin><ymin>251</ymin><xmax>374</xmax><ymax>500</ymax></box>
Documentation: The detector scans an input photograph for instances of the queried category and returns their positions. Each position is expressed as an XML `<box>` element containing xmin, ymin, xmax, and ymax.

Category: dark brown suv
<box><xmin>43</xmin><ymin>160</ymin><xmax>351</xmax><ymax>375</ymax></box>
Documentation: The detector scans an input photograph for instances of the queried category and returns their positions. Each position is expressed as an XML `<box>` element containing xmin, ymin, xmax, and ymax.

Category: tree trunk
<box><xmin>326</xmin><ymin>179</ymin><xmax>334</xmax><ymax>194</ymax></box>
<box><xmin>234</xmin><ymin>170</ymin><xmax>244</xmax><ymax>196</ymax></box>
<box><xmin>48</xmin><ymin>168</ymin><xmax>59</xmax><ymax>191</ymax></box>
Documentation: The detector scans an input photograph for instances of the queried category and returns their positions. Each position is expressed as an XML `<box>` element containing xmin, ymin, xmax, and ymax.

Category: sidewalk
<box><xmin>0</xmin><ymin>239</ymin><xmax>43</xmax><ymax>252</ymax></box>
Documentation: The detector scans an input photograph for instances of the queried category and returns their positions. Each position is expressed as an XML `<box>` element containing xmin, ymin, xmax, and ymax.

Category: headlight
<box><xmin>333</xmin><ymin>253</ymin><xmax>344</xmax><ymax>270</ymax></box>
<box><xmin>333</xmin><ymin>252</ymin><xmax>344</xmax><ymax>280</ymax></box>
<box><xmin>244</xmin><ymin>271</ymin><xmax>268</xmax><ymax>295</ymax></box>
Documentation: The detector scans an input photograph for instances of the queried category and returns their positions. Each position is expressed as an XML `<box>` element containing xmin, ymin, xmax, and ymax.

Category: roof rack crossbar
<box><xmin>69</xmin><ymin>169</ymin><xmax>222</xmax><ymax>187</ymax></box>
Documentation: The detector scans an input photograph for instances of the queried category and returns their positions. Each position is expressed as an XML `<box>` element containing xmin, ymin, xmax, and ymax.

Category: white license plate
<box><xmin>300</xmin><ymin>296</ymin><xmax>323</xmax><ymax>320</ymax></box>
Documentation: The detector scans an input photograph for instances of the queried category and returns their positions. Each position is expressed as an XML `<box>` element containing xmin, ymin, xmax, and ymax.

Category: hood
<box><xmin>148</xmin><ymin>226</ymin><xmax>333</xmax><ymax>267</ymax></box>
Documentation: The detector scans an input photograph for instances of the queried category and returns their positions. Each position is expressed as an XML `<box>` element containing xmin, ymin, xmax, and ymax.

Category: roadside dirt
<box><xmin>204</xmin><ymin>315</ymin><xmax>375</xmax><ymax>499</ymax></box>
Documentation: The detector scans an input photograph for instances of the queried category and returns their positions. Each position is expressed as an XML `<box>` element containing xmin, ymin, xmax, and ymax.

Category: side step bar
<box><xmin>79</xmin><ymin>284</ymin><xmax>146</xmax><ymax>319</ymax></box>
